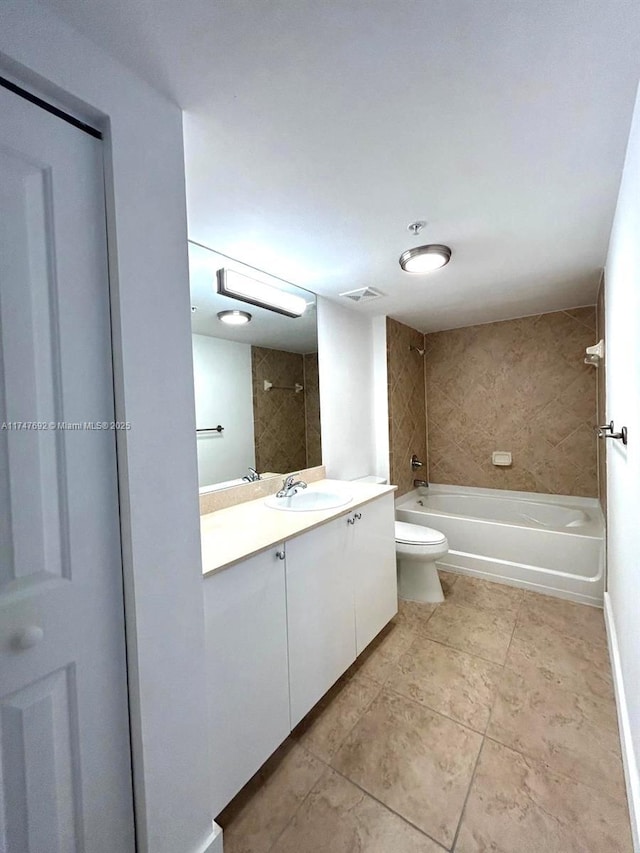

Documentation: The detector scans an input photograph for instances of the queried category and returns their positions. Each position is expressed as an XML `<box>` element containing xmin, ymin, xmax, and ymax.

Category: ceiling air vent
<box><xmin>339</xmin><ymin>286</ymin><xmax>386</xmax><ymax>303</ymax></box>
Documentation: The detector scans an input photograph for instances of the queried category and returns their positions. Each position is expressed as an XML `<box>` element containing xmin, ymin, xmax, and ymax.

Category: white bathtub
<box><xmin>395</xmin><ymin>484</ymin><xmax>605</xmax><ymax>606</ymax></box>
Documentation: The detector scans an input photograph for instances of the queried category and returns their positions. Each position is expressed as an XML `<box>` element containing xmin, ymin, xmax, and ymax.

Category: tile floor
<box><xmin>217</xmin><ymin>572</ymin><xmax>633</xmax><ymax>852</ymax></box>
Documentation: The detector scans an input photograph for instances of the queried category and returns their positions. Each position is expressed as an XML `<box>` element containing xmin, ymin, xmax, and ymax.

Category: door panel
<box><xmin>0</xmin><ymin>148</ymin><xmax>66</xmax><ymax>587</ymax></box>
<box><xmin>286</xmin><ymin>516</ymin><xmax>356</xmax><ymax>727</ymax></box>
<box><xmin>0</xmin><ymin>87</ymin><xmax>134</xmax><ymax>852</ymax></box>
<box><xmin>353</xmin><ymin>495</ymin><xmax>398</xmax><ymax>654</ymax></box>
<box><xmin>204</xmin><ymin>546</ymin><xmax>290</xmax><ymax>815</ymax></box>
<box><xmin>1</xmin><ymin>667</ymin><xmax>78</xmax><ymax>853</ymax></box>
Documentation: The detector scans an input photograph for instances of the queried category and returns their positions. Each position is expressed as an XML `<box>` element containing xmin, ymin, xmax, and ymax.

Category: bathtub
<box><xmin>395</xmin><ymin>484</ymin><xmax>605</xmax><ymax>606</ymax></box>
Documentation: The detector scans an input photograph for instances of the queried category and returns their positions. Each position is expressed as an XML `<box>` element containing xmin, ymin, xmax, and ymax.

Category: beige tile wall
<box><xmin>303</xmin><ymin>353</ymin><xmax>322</xmax><ymax>468</ymax></box>
<box><xmin>424</xmin><ymin>308</ymin><xmax>599</xmax><ymax>497</ymax></box>
<box><xmin>251</xmin><ymin>346</ymin><xmax>308</xmax><ymax>474</ymax></box>
<box><xmin>386</xmin><ymin>317</ymin><xmax>428</xmax><ymax>496</ymax></box>
<box><xmin>596</xmin><ymin>281</ymin><xmax>607</xmax><ymax>516</ymax></box>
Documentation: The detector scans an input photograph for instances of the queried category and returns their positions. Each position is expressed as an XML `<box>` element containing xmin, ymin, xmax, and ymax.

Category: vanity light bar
<box><xmin>216</xmin><ymin>268</ymin><xmax>307</xmax><ymax>318</ymax></box>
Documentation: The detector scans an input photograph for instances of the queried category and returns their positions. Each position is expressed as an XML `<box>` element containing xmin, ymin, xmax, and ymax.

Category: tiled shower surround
<box><xmin>387</xmin><ymin>309</ymin><xmax>599</xmax><ymax>498</ymax></box>
<box><xmin>251</xmin><ymin>347</ymin><xmax>322</xmax><ymax>474</ymax></box>
<box><xmin>386</xmin><ymin>318</ymin><xmax>428</xmax><ymax>495</ymax></box>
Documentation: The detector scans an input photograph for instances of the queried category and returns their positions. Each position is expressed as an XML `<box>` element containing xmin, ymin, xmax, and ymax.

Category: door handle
<box><xmin>12</xmin><ymin>625</ymin><xmax>44</xmax><ymax>651</ymax></box>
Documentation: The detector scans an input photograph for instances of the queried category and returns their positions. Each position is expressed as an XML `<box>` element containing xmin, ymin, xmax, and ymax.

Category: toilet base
<box><xmin>397</xmin><ymin>557</ymin><xmax>444</xmax><ymax>603</ymax></box>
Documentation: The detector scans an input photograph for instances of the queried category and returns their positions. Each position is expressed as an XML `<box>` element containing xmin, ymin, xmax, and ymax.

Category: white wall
<box><xmin>317</xmin><ymin>297</ymin><xmax>381</xmax><ymax>481</ymax></box>
<box><xmin>0</xmin><ymin>5</ymin><xmax>218</xmax><ymax>853</ymax></box>
<box><xmin>604</xmin><ymin>82</ymin><xmax>640</xmax><ymax>852</ymax></box>
<box><xmin>193</xmin><ymin>334</ymin><xmax>255</xmax><ymax>487</ymax></box>
<box><xmin>371</xmin><ymin>315</ymin><xmax>390</xmax><ymax>483</ymax></box>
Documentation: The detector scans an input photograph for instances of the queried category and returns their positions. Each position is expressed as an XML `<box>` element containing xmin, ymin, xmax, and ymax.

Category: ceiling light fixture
<box><xmin>217</xmin><ymin>268</ymin><xmax>307</xmax><ymax>317</ymax></box>
<box><xmin>399</xmin><ymin>244</ymin><xmax>452</xmax><ymax>273</ymax></box>
<box><xmin>217</xmin><ymin>309</ymin><xmax>252</xmax><ymax>326</ymax></box>
<box><xmin>399</xmin><ymin>221</ymin><xmax>451</xmax><ymax>274</ymax></box>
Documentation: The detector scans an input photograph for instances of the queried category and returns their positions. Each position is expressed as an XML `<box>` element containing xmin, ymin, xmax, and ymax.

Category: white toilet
<box><xmin>395</xmin><ymin>521</ymin><xmax>449</xmax><ymax>603</ymax></box>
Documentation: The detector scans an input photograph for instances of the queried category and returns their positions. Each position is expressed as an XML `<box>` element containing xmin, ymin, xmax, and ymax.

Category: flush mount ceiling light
<box><xmin>217</xmin><ymin>268</ymin><xmax>307</xmax><ymax>317</ymax></box>
<box><xmin>399</xmin><ymin>221</ymin><xmax>452</xmax><ymax>274</ymax></box>
<box><xmin>399</xmin><ymin>244</ymin><xmax>452</xmax><ymax>273</ymax></box>
<box><xmin>217</xmin><ymin>309</ymin><xmax>252</xmax><ymax>326</ymax></box>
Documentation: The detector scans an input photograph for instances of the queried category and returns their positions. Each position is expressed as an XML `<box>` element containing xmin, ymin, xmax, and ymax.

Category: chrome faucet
<box><xmin>242</xmin><ymin>467</ymin><xmax>261</xmax><ymax>482</ymax></box>
<box><xmin>413</xmin><ymin>479</ymin><xmax>429</xmax><ymax>488</ymax></box>
<box><xmin>276</xmin><ymin>474</ymin><xmax>308</xmax><ymax>498</ymax></box>
<box><xmin>411</xmin><ymin>454</ymin><xmax>424</xmax><ymax>471</ymax></box>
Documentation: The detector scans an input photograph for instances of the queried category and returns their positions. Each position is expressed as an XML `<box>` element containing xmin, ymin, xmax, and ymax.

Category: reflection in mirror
<box><xmin>189</xmin><ymin>242</ymin><xmax>322</xmax><ymax>491</ymax></box>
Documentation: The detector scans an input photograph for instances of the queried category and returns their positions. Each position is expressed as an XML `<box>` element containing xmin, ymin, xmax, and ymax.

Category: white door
<box><xmin>0</xmin><ymin>86</ymin><xmax>135</xmax><ymax>851</ymax></box>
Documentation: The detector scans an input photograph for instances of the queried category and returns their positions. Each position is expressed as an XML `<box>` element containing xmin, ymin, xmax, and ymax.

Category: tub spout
<box><xmin>413</xmin><ymin>479</ymin><xmax>429</xmax><ymax>488</ymax></box>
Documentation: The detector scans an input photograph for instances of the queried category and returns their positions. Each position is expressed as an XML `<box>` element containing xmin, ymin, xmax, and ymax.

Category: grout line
<box><xmin>449</xmin><ymin>591</ymin><xmax>524</xmax><ymax>850</ymax></box>
<box><xmin>413</xmin><ymin>626</ymin><xmax>510</xmax><ymax>667</ymax></box>
<box><xmin>515</xmin><ymin>594</ymin><xmax>610</xmax><ymax>650</ymax></box>
<box><xmin>328</xmin><ymin>764</ymin><xmax>450</xmax><ymax>851</ymax></box>
<box><xmin>482</xmin><ymin>592</ymin><xmax>524</xmax><ymax>740</ymax></box>
<box><xmin>263</xmin><ymin>752</ymin><xmax>332</xmax><ymax>853</ymax></box>
<box><xmin>481</xmin><ymin>732</ymin><xmax>630</xmax><ymax>806</ymax></box>
<box><xmin>381</xmin><ymin>682</ymin><xmax>488</xmax><ymax>739</ymax></box>
<box><xmin>449</xmin><ymin>736</ymin><xmax>486</xmax><ymax>853</ymax></box>
<box><xmin>303</xmin><ymin>672</ymin><xmax>385</xmax><ymax>766</ymax></box>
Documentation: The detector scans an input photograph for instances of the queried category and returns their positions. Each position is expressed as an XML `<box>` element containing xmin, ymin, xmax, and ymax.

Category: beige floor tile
<box><xmin>393</xmin><ymin>598</ymin><xmax>438</xmax><ymax>631</ymax></box>
<box><xmin>291</xmin><ymin>672</ymin><xmax>381</xmax><ymax>763</ymax></box>
<box><xmin>272</xmin><ymin>768</ymin><xmax>446</xmax><ymax>853</ymax></box>
<box><xmin>445</xmin><ymin>575</ymin><xmax>523</xmax><ymax>615</ymax></box>
<box><xmin>332</xmin><ymin>689</ymin><xmax>482</xmax><ymax>848</ymax></box>
<box><xmin>456</xmin><ymin>740</ymin><xmax>633</xmax><ymax>853</ymax></box>
<box><xmin>438</xmin><ymin>569</ymin><xmax>459</xmax><ymax>597</ymax></box>
<box><xmin>349</xmin><ymin>619</ymin><xmax>418</xmax><ymax>684</ymax></box>
<box><xmin>388</xmin><ymin>637</ymin><xmax>502</xmax><ymax>732</ymax></box>
<box><xmin>487</xmin><ymin>666</ymin><xmax>626</xmax><ymax>799</ymax></box>
<box><xmin>519</xmin><ymin>591</ymin><xmax>607</xmax><ymax>646</ymax></box>
<box><xmin>421</xmin><ymin>601</ymin><xmax>516</xmax><ymax>664</ymax></box>
<box><xmin>507</xmin><ymin>620</ymin><xmax>614</xmax><ymax>701</ymax></box>
<box><xmin>217</xmin><ymin>740</ymin><xmax>324</xmax><ymax>853</ymax></box>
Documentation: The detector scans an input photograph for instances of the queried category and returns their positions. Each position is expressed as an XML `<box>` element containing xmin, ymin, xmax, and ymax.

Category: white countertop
<box><xmin>200</xmin><ymin>478</ymin><xmax>396</xmax><ymax>577</ymax></box>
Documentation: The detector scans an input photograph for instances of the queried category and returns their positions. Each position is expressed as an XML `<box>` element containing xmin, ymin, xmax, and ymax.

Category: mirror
<box><xmin>189</xmin><ymin>242</ymin><xmax>322</xmax><ymax>491</ymax></box>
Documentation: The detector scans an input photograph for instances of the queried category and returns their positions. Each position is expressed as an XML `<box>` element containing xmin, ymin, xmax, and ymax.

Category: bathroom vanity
<box><xmin>200</xmin><ymin>480</ymin><xmax>396</xmax><ymax>815</ymax></box>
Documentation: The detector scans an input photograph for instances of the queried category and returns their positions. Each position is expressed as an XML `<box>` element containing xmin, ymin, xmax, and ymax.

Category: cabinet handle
<box><xmin>347</xmin><ymin>517</ymin><xmax>356</xmax><ymax>525</ymax></box>
<box><xmin>354</xmin><ymin>512</ymin><xmax>362</xmax><ymax>520</ymax></box>
<box><xmin>275</xmin><ymin>550</ymin><xmax>285</xmax><ymax>560</ymax></box>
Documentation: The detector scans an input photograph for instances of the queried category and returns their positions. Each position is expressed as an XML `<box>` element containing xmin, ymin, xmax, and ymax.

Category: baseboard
<box><xmin>604</xmin><ymin>592</ymin><xmax>640</xmax><ymax>852</ymax></box>
<box><xmin>191</xmin><ymin>821</ymin><xmax>223</xmax><ymax>853</ymax></box>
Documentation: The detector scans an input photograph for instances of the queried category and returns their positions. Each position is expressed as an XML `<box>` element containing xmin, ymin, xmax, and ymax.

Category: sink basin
<box><xmin>265</xmin><ymin>489</ymin><xmax>353</xmax><ymax>512</ymax></box>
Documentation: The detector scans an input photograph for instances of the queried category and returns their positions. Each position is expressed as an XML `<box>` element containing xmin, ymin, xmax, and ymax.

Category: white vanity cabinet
<box><xmin>351</xmin><ymin>492</ymin><xmax>397</xmax><ymax>654</ymax></box>
<box><xmin>203</xmin><ymin>544</ymin><xmax>290</xmax><ymax>816</ymax></box>
<box><xmin>203</xmin><ymin>490</ymin><xmax>398</xmax><ymax>815</ymax></box>
<box><xmin>285</xmin><ymin>515</ymin><xmax>356</xmax><ymax>727</ymax></box>
<box><xmin>286</xmin><ymin>492</ymin><xmax>397</xmax><ymax>725</ymax></box>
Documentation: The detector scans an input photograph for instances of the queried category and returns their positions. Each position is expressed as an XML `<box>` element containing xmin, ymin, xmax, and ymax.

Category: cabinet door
<box><xmin>352</xmin><ymin>494</ymin><xmax>398</xmax><ymax>654</ymax></box>
<box><xmin>286</xmin><ymin>517</ymin><xmax>356</xmax><ymax>727</ymax></box>
<box><xmin>204</xmin><ymin>546</ymin><xmax>290</xmax><ymax>815</ymax></box>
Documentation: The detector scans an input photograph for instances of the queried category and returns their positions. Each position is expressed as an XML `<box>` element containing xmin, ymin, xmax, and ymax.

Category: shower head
<box><xmin>409</xmin><ymin>345</ymin><xmax>425</xmax><ymax>357</ymax></box>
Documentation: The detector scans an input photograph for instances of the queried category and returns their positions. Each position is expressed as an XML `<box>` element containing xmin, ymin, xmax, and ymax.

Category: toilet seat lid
<box><xmin>395</xmin><ymin>521</ymin><xmax>446</xmax><ymax>546</ymax></box>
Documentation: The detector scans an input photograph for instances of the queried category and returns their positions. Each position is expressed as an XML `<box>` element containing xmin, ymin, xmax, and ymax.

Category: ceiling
<box><xmin>42</xmin><ymin>0</ymin><xmax>640</xmax><ymax>331</ymax></box>
<box><xmin>189</xmin><ymin>242</ymin><xmax>318</xmax><ymax>353</ymax></box>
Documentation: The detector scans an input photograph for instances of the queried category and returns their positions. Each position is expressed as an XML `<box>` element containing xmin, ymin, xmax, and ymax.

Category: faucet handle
<box><xmin>411</xmin><ymin>454</ymin><xmax>424</xmax><ymax>471</ymax></box>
